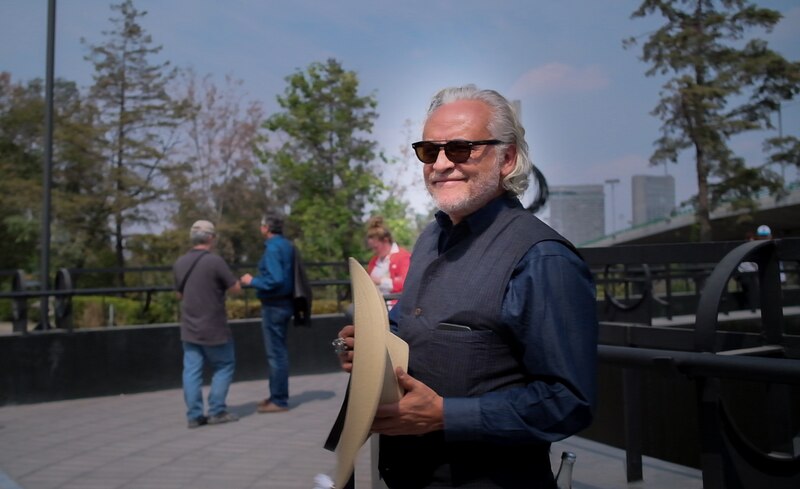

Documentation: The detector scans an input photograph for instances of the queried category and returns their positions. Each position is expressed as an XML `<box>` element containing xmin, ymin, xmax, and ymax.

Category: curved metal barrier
<box><xmin>691</xmin><ymin>238</ymin><xmax>800</xmax><ymax>488</ymax></box>
<box><xmin>602</xmin><ymin>263</ymin><xmax>653</xmax><ymax>313</ymax></box>
<box><xmin>694</xmin><ymin>239</ymin><xmax>785</xmax><ymax>353</ymax></box>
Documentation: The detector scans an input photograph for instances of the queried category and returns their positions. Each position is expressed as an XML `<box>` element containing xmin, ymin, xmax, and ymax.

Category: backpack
<box><xmin>292</xmin><ymin>246</ymin><xmax>313</xmax><ymax>326</ymax></box>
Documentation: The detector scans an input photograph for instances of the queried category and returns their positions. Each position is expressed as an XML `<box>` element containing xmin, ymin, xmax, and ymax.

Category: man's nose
<box><xmin>431</xmin><ymin>148</ymin><xmax>455</xmax><ymax>171</ymax></box>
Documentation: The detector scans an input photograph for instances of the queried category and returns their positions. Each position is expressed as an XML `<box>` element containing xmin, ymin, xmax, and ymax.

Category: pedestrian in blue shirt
<box><xmin>241</xmin><ymin>213</ymin><xmax>294</xmax><ymax>413</ymax></box>
<box><xmin>336</xmin><ymin>85</ymin><xmax>598</xmax><ymax>488</ymax></box>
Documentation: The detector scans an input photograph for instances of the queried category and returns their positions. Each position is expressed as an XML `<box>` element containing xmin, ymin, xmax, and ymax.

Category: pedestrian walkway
<box><xmin>0</xmin><ymin>372</ymin><xmax>701</xmax><ymax>489</ymax></box>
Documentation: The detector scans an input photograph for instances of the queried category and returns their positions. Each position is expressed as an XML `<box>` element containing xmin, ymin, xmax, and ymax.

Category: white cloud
<box><xmin>510</xmin><ymin>62</ymin><xmax>610</xmax><ymax>98</ymax></box>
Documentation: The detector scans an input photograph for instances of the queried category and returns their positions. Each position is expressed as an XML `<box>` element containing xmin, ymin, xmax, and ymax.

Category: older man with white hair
<box><xmin>336</xmin><ymin>85</ymin><xmax>598</xmax><ymax>488</ymax></box>
<box><xmin>173</xmin><ymin>220</ymin><xmax>241</xmax><ymax>429</ymax></box>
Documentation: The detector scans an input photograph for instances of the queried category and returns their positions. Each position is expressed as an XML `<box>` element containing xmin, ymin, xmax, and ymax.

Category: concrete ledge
<box><xmin>0</xmin><ymin>314</ymin><xmax>348</xmax><ymax>405</ymax></box>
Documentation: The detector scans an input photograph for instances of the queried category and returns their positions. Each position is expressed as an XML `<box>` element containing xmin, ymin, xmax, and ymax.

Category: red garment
<box><xmin>367</xmin><ymin>246</ymin><xmax>411</xmax><ymax>294</ymax></box>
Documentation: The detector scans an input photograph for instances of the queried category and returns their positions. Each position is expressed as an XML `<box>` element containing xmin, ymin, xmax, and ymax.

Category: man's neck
<box><xmin>193</xmin><ymin>244</ymin><xmax>212</xmax><ymax>251</ymax></box>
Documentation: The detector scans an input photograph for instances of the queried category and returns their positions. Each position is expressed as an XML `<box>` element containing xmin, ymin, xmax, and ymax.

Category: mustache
<box><xmin>427</xmin><ymin>170</ymin><xmax>459</xmax><ymax>183</ymax></box>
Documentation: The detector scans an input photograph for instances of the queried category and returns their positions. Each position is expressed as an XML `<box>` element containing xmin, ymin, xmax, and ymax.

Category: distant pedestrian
<box><xmin>736</xmin><ymin>230</ymin><xmax>758</xmax><ymax>311</ymax></box>
<box><xmin>365</xmin><ymin>215</ymin><xmax>411</xmax><ymax>308</ymax></box>
<box><xmin>241</xmin><ymin>212</ymin><xmax>295</xmax><ymax>413</ymax></box>
<box><xmin>173</xmin><ymin>220</ymin><xmax>242</xmax><ymax>428</ymax></box>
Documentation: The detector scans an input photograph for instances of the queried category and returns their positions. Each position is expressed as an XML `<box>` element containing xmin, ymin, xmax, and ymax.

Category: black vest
<box><xmin>380</xmin><ymin>197</ymin><xmax>575</xmax><ymax>489</ymax></box>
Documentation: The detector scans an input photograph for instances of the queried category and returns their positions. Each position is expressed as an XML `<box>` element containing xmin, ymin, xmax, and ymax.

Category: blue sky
<box><xmin>2</xmin><ymin>0</ymin><xmax>799</xmax><ymax>233</ymax></box>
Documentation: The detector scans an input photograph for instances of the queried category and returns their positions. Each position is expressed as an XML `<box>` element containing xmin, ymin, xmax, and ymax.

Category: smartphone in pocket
<box><xmin>437</xmin><ymin>322</ymin><xmax>472</xmax><ymax>332</ymax></box>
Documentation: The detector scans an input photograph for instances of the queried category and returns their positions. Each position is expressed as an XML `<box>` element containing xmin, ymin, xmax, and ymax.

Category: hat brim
<box><xmin>333</xmin><ymin>258</ymin><xmax>408</xmax><ymax>488</ymax></box>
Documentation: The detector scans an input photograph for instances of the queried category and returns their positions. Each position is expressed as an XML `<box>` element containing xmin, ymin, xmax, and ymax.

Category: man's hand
<box><xmin>335</xmin><ymin>325</ymin><xmax>355</xmax><ymax>373</ymax></box>
<box><xmin>240</xmin><ymin>273</ymin><xmax>253</xmax><ymax>286</ymax></box>
<box><xmin>372</xmin><ymin>367</ymin><xmax>444</xmax><ymax>436</ymax></box>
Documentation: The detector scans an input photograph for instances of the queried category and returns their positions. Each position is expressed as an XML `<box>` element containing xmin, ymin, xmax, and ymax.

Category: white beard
<box><xmin>427</xmin><ymin>157</ymin><xmax>504</xmax><ymax>218</ymax></box>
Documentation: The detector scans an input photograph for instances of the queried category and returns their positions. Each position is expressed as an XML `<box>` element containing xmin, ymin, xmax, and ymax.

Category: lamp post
<box><xmin>778</xmin><ymin>103</ymin><xmax>786</xmax><ymax>182</ymax></box>
<box><xmin>605</xmin><ymin>178</ymin><xmax>620</xmax><ymax>234</ymax></box>
<box><xmin>39</xmin><ymin>0</ymin><xmax>56</xmax><ymax>330</ymax></box>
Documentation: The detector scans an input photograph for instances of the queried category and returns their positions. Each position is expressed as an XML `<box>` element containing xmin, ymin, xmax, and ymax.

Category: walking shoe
<box><xmin>187</xmin><ymin>416</ymin><xmax>208</xmax><ymax>429</ymax></box>
<box><xmin>207</xmin><ymin>412</ymin><xmax>239</xmax><ymax>425</ymax></box>
<box><xmin>257</xmin><ymin>401</ymin><xmax>289</xmax><ymax>413</ymax></box>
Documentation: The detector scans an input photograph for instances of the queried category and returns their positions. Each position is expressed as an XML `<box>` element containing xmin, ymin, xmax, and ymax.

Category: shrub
<box><xmin>70</xmin><ymin>295</ymin><xmax>175</xmax><ymax>328</ymax></box>
<box><xmin>0</xmin><ymin>299</ymin><xmax>11</xmax><ymax>322</ymax></box>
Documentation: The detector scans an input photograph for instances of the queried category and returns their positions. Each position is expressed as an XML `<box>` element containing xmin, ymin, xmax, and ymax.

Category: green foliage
<box><xmin>0</xmin><ymin>73</ymin><xmax>46</xmax><ymax>271</ymax></box>
<box><xmin>259</xmin><ymin>59</ymin><xmax>385</xmax><ymax>265</ymax></box>
<box><xmin>0</xmin><ymin>73</ymin><xmax>112</xmax><ymax>272</ymax></box>
<box><xmin>0</xmin><ymin>298</ymin><xmax>10</xmax><ymax>322</ymax></box>
<box><xmin>68</xmin><ymin>295</ymin><xmax>175</xmax><ymax>328</ymax></box>
<box><xmin>764</xmin><ymin>135</ymin><xmax>800</xmax><ymax>171</ymax></box>
<box><xmin>626</xmin><ymin>0</ymin><xmax>800</xmax><ymax>241</ymax></box>
<box><xmin>369</xmin><ymin>197</ymin><xmax>419</xmax><ymax>251</ymax></box>
<box><xmin>126</xmin><ymin>230</ymin><xmax>186</xmax><ymax>267</ymax></box>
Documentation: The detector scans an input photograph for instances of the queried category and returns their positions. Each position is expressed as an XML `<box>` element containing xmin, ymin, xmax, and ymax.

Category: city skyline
<box><xmin>548</xmin><ymin>185</ymin><xmax>605</xmax><ymax>246</ymax></box>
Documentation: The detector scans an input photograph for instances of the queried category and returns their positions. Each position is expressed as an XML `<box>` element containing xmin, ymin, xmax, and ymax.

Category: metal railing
<box><xmin>0</xmin><ymin>262</ymin><xmax>353</xmax><ymax>333</ymax></box>
<box><xmin>588</xmin><ymin>238</ymin><xmax>800</xmax><ymax>488</ymax></box>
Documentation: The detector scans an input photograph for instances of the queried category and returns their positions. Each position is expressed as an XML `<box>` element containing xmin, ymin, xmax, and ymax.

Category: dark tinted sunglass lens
<box><xmin>416</xmin><ymin>143</ymin><xmax>440</xmax><ymax>163</ymax></box>
<box><xmin>444</xmin><ymin>141</ymin><xmax>472</xmax><ymax>163</ymax></box>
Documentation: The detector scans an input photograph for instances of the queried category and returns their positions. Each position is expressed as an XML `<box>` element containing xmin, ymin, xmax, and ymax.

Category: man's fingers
<box><xmin>375</xmin><ymin>402</ymin><xmax>400</xmax><ymax>419</ymax></box>
<box><xmin>395</xmin><ymin>367</ymin><xmax>418</xmax><ymax>391</ymax></box>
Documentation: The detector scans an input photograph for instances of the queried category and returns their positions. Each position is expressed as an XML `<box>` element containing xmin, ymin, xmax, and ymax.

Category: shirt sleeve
<box><xmin>443</xmin><ymin>240</ymin><xmax>598</xmax><ymax>444</ymax></box>
<box><xmin>249</xmin><ymin>240</ymin><xmax>288</xmax><ymax>293</ymax></box>
<box><xmin>214</xmin><ymin>256</ymin><xmax>238</xmax><ymax>290</ymax></box>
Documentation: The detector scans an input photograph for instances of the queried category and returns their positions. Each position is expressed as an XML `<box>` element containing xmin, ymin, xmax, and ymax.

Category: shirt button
<box><xmin>414</xmin><ymin>308</ymin><xmax>422</xmax><ymax>317</ymax></box>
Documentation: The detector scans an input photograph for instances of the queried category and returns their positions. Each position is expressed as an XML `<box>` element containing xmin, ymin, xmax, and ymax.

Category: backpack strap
<box><xmin>177</xmin><ymin>251</ymin><xmax>209</xmax><ymax>294</ymax></box>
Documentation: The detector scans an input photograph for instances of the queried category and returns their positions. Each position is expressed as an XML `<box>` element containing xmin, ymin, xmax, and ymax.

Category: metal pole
<box><xmin>605</xmin><ymin>178</ymin><xmax>620</xmax><ymax>234</ymax></box>
<box><xmin>778</xmin><ymin>103</ymin><xmax>786</xmax><ymax>182</ymax></box>
<box><xmin>40</xmin><ymin>0</ymin><xmax>56</xmax><ymax>329</ymax></box>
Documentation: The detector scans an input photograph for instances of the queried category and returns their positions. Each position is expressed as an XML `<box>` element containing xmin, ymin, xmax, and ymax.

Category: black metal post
<box><xmin>40</xmin><ymin>0</ymin><xmax>57</xmax><ymax>329</ymax></box>
<box><xmin>622</xmin><ymin>368</ymin><xmax>643</xmax><ymax>482</ymax></box>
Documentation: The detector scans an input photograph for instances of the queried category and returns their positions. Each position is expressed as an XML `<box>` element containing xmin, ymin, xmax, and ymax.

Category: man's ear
<box><xmin>500</xmin><ymin>144</ymin><xmax>517</xmax><ymax>179</ymax></box>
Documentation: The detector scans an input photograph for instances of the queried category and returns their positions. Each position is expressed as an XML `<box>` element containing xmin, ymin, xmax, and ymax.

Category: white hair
<box><xmin>426</xmin><ymin>85</ymin><xmax>532</xmax><ymax>197</ymax></box>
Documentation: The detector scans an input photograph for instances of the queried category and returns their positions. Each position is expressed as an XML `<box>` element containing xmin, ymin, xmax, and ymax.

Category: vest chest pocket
<box><xmin>417</xmin><ymin>329</ymin><xmax>517</xmax><ymax>398</ymax></box>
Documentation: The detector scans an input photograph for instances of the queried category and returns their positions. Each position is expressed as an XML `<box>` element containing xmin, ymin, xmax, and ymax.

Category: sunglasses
<box><xmin>411</xmin><ymin>139</ymin><xmax>504</xmax><ymax>164</ymax></box>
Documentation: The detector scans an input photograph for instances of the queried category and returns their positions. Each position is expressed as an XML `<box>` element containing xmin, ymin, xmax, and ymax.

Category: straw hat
<box><xmin>331</xmin><ymin>258</ymin><xmax>409</xmax><ymax>488</ymax></box>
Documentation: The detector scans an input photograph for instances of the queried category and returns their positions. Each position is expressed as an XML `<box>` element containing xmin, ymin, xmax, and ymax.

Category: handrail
<box><xmin>598</xmin><ymin>344</ymin><xmax>799</xmax><ymax>384</ymax></box>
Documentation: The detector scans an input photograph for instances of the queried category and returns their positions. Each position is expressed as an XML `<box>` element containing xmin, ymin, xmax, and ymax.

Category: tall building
<box><xmin>632</xmin><ymin>175</ymin><xmax>676</xmax><ymax>226</ymax></box>
<box><xmin>548</xmin><ymin>185</ymin><xmax>605</xmax><ymax>246</ymax></box>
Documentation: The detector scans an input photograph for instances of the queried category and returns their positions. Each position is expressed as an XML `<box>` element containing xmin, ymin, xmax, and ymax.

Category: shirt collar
<box><xmin>434</xmin><ymin>193</ymin><xmax>521</xmax><ymax>235</ymax></box>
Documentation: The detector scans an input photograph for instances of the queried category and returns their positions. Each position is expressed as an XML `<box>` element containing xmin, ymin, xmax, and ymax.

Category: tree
<box><xmin>83</xmin><ymin>0</ymin><xmax>186</xmax><ymax>282</ymax></box>
<box><xmin>0</xmin><ymin>73</ymin><xmax>44</xmax><ymax>270</ymax></box>
<box><xmin>167</xmin><ymin>70</ymin><xmax>271</xmax><ymax>264</ymax></box>
<box><xmin>368</xmin><ymin>119</ymin><xmax>426</xmax><ymax>252</ymax></box>
<box><xmin>259</xmin><ymin>59</ymin><xmax>384</xmax><ymax>264</ymax></box>
<box><xmin>626</xmin><ymin>0</ymin><xmax>800</xmax><ymax>241</ymax></box>
<box><xmin>0</xmin><ymin>73</ymin><xmax>110</xmax><ymax>271</ymax></box>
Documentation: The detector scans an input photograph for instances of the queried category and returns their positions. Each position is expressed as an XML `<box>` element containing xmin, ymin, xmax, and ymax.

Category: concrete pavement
<box><xmin>0</xmin><ymin>372</ymin><xmax>702</xmax><ymax>489</ymax></box>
